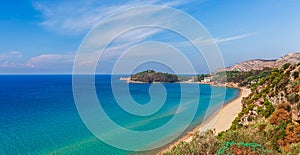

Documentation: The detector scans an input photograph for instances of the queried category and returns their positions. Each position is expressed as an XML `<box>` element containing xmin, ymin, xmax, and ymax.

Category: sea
<box><xmin>0</xmin><ymin>75</ymin><xmax>240</xmax><ymax>154</ymax></box>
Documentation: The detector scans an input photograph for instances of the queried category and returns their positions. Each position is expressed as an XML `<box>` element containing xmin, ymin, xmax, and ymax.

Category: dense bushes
<box><xmin>293</xmin><ymin>71</ymin><xmax>299</xmax><ymax>79</ymax></box>
<box><xmin>287</xmin><ymin>93</ymin><xmax>299</xmax><ymax>103</ymax></box>
<box><xmin>263</xmin><ymin>99</ymin><xmax>275</xmax><ymax>118</ymax></box>
<box><xmin>163</xmin><ymin>130</ymin><xmax>221</xmax><ymax>155</ymax></box>
<box><xmin>270</xmin><ymin>109</ymin><xmax>290</xmax><ymax>125</ymax></box>
<box><xmin>163</xmin><ymin>130</ymin><xmax>271</xmax><ymax>155</ymax></box>
<box><xmin>216</xmin><ymin>68</ymin><xmax>272</xmax><ymax>87</ymax></box>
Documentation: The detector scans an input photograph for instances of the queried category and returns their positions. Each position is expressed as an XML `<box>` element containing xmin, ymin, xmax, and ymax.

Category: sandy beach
<box><xmin>119</xmin><ymin>77</ymin><xmax>148</xmax><ymax>83</ymax></box>
<box><xmin>198</xmin><ymin>87</ymin><xmax>251</xmax><ymax>134</ymax></box>
<box><xmin>159</xmin><ymin>87</ymin><xmax>251</xmax><ymax>153</ymax></box>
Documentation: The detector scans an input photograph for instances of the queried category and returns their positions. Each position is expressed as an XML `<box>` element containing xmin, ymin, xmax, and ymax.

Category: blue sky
<box><xmin>1</xmin><ymin>0</ymin><xmax>300</xmax><ymax>74</ymax></box>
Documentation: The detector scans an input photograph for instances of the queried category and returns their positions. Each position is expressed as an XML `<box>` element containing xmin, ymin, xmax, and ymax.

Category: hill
<box><xmin>163</xmin><ymin>62</ymin><xmax>300</xmax><ymax>154</ymax></box>
<box><xmin>219</xmin><ymin>52</ymin><xmax>300</xmax><ymax>72</ymax></box>
<box><xmin>130</xmin><ymin>70</ymin><xmax>179</xmax><ymax>83</ymax></box>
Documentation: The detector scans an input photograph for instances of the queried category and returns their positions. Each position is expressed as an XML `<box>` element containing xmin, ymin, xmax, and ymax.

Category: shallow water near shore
<box><xmin>0</xmin><ymin>75</ymin><xmax>240</xmax><ymax>154</ymax></box>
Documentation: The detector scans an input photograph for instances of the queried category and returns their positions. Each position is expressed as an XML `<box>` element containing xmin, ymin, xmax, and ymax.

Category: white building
<box><xmin>203</xmin><ymin>77</ymin><xmax>211</xmax><ymax>83</ymax></box>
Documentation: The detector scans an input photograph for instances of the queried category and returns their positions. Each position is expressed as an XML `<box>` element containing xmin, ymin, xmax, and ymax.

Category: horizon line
<box><xmin>0</xmin><ymin>73</ymin><xmax>209</xmax><ymax>75</ymax></box>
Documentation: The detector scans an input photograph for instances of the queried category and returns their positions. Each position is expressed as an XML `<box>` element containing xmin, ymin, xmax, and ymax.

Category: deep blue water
<box><xmin>0</xmin><ymin>75</ymin><xmax>240</xmax><ymax>154</ymax></box>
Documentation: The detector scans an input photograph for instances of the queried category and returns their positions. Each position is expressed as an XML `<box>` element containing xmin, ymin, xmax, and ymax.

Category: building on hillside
<box><xmin>203</xmin><ymin>77</ymin><xmax>211</xmax><ymax>83</ymax></box>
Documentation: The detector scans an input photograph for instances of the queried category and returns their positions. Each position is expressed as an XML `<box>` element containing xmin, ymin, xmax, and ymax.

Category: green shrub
<box><xmin>287</xmin><ymin>93</ymin><xmax>299</xmax><ymax>103</ymax></box>
<box><xmin>293</xmin><ymin>71</ymin><xmax>299</xmax><ymax>79</ymax></box>
<box><xmin>282</xmin><ymin>63</ymin><xmax>291</xmax><ymax>70</ymax></box>
<box><xmin>257</xmin><ymin>106</ymin><xmax>263</xmax><ymax>115</ymax></box>
<box><xmin>283</xmin><ymin>142</ymin><xmax>300</xmax><ymax>154</ymax></box>
<box><xmin>257</xmin><ymin>123</ymin><xmax>267</xmax><ymax>131</ymax></box>
<box><xmin>163</xmin><ymin>130</ymin><xmax>221</xmax><ymax>155</ymax></box>
<box><xmin>263</xmin><ymin>99</ymin><xmax>274</xmax><ymax>118</ymax></box>
<box><xmin>248</xmin><ymin>104</ymin><xmax>255</xmax><ymax>111</ymax></box>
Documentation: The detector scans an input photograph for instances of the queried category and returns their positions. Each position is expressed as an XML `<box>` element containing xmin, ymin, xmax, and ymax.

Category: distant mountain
<box><xmin>219</xmin><ymin>52</ymin><xmax>300</xmax><ymax>72</ymax></box>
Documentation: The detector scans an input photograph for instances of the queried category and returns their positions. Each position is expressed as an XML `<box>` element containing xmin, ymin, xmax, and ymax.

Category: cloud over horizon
<box><xmin>0</xmin><ymin>51</ymin><xmax>75</xmax><ymax>73</ymax></box>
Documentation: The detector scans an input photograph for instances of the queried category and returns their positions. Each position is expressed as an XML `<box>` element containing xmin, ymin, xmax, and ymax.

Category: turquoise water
<box><xmin>0</xmin><ymin>75</ymin><xmax>240</xmax><ymax>154</ymax></box>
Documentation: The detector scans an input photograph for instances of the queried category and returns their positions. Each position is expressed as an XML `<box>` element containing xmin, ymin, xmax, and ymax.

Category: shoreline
<box><xmin>158</xmin><ymin>87</ymin><xmax>251</xmax><ymax>154</ymax></box>
<box><xmin>120</xmin><ymin>77</ymin><xmax>251</xmax><ymax>154</ymax></box>
<box><xmin>120</xmin><ymin>77</ymin><xmax>212</xmax><ymax>85</ymax></box>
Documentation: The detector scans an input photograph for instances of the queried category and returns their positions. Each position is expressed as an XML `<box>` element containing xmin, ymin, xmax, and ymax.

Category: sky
<box><xmin>1</xmin><ymin>0</ymin><xmax>300</xmax><ymax>74</ymax></box>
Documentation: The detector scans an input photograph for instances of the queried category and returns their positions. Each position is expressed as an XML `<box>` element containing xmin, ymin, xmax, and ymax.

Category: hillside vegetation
<box><xmin>163</xmin><ymin>63</ymin><xmax>300</xmax><ymax>154</ymax></box>
<box><xmin>130</xmin><ymin>70</ymin><xmax>179</xmax><ymax>83</ymax></box>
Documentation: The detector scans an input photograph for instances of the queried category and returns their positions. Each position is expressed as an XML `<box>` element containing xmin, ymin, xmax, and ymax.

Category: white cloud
<box><xmin>8</xmin><ymin>51</ymin><xmax>23</xmax><ymax>57</ymax></box>
<box><xmin>71</xmin><ymin>5</ymin><xmax>191</xmax><ymax>70</ymax></box>
<box><xmin>33</xmin><ymin>0</ymin><xmax>186</xmax><ymax>34</ymax></box>
<box><xmin>196</xmin><ymin>33</ymin><xmax>254</xmax><ymax>45</ymax></box>
<box><xmin>0</xmin><ymin>54</ymin><xmax>9</xmax><ymax>61</ymax></box>
<box><xmin>0</xmin><ymin>51</ymin><xmax>24</xmax><ymax>66</ymax></box>
<box><xmin>0</xmin><ymin>61</ymin><xmax>9</xmax><ymax>67</ymax></box>
<box><xmin>0</xmin><ymin>51</ymin><xmax>22</xmax><ymax>60</ymax></box>
<box><xmin>99</xmin><ymin>28</ymin><xmax>162</xmax><ymax>60</ymax></box>
<box><xmin>172</xmin><ymin>33</ymin><xmax>254</xmax><ymax>47</ymax></box>
<box><xmin>2</xmin><ymin>1</ymin><xmax>248</xmax><ymax>74</ymax></box>
<box><xmin>214</xmin><ymin>33</ymin><xmax>254</xmax><ymax>43</ymax></box>
<box><xmin>0</xmin><ymin>51</ymin><xmax>74</xmax><ymax>71</ymax></box>
<box><xmin>27</xmin><ymin>54</ymin><xmax>74</xmax><ymax>68</ymax></box>
<box><xmin>112</xmin><ymin>41</ymin><xmax>198</xmax><ymax>74</ymax></box>
<box><xmin>33</xmin><ymin>0</ymin><xmax>204</xmax><ymax>72</ymax></box>
<box><xmin>33</xmin><ymin>1</ymin><xmax>190</xmax><ymax>72</ymax></box>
